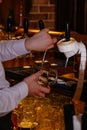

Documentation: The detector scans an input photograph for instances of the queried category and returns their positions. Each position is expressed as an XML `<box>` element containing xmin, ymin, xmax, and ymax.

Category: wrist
<box><xmin>25</xmin><ymin>38</ymin><xmax>31</xmax><ymax>51</ymax></box>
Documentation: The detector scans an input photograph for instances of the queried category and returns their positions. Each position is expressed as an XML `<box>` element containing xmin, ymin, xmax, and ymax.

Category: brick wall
<box><xmin>28</xmin><ymin>0</ymin><xmax>55</xmax><ymax>30</ymax></box>
<box><xmin>0</xmin><ymin>0</ymin><xmax>55</xmax><ymax>30</ymax></box>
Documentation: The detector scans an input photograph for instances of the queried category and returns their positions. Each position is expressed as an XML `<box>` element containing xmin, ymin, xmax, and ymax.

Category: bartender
<box><xmin>0</xmin><ymin>28</ymin><xmax>57</xmax><ymax>130</ymax></box>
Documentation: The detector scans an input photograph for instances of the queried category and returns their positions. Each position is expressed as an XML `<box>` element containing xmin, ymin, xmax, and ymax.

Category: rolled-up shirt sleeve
<box><xmin>0</xmin><ymin>39</ymin><xmax>30</xmax><ymax>115</ymax></box>
<box><xmin>0</xmin><ymin>39</ymin><xmax>30</xmax><ymax>61</ymax></box>
<box><xmin>0</xmin><ymin>81</ymin><xmax>28</xmax><ymax>114</ymax></box>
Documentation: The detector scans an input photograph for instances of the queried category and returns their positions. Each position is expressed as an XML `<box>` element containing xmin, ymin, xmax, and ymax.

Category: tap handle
<box><xmin>65</xmin><ymin>22</ymin><xmax>70</xmax><ymax>41</ymax></box>
<box><xmin>38</xmin><ymin>20</ymin><xmax>45</xmax><ymax>30</ymax></box>
<box><xmin>23</xmin><ymin>18</ymin><xmax>29</xmax><ymax>34</ymax></box>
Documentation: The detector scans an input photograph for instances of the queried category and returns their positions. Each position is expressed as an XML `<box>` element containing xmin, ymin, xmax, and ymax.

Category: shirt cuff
<box><xmin>12</xmin><ymin>39</ymin><xmax>30</xmax><ymax>55</ymax></box>
<box><xmin>16</xmin><ymin>81</ymin><xmax>28</xmax><ymax>100</ymax></box>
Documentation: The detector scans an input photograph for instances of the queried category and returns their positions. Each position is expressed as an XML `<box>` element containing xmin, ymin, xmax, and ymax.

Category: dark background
<box><xmin>55</xmin><ymin>0</ymin><xmax>87</xmax><ymax>34</ymax></box>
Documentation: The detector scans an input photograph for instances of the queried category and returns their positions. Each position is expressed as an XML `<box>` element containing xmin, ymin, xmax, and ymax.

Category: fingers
<box><xmin>42</xmin><ymin>29</ymin><xmax>57</xmax><ymax>50</ymax></box>
<box><xmin>43</xmin><ymin>28</ymin><xmax>49</xmax><ymax>33</ymax></box>
<box><xmin>43</xmin><ymin>29</ymin><xmax>57</xmax><ymax>44</ymax></box>
<box><xmin>53</xmin><ymin>37</ymin><xmax>57</xmax><ymax>43</ymax></box>
<box><xmin>33</xmin><ymin>70</ymin><xmax>44</xmax><ymax>81</ymax></box>
<box><xmin>47</xmin><ymin>38</ymin><xmax>57</xmax><ymax>49</ymax></box>
<box><xmin>34</xmin><ymin>86</ymin><xmax>50</xmax><ymax>98</ymax></box>
<box><xmin>37</xmin><ymin>92</ymin><xmax>45</xmax><ymax>98</ymax></box>
<box><xmin>37</xmin><ymin>85</ymin><xmax>51</xmax><ymax>97</ymax></box>
<box><xmin>40</xmin><ymin>85</ymin><xmax>51</xmax><ymax>93</ymax></box>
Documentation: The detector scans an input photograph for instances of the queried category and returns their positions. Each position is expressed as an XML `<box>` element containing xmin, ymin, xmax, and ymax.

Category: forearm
<box><xmin>0</xmin><ymin>81</ymin><xmax>28</xmax><ymax>114</ymax></box>
<box><xmin>0</xmin><ymin>39</ymin><xmax>30</xmax><ymax>61</ymax></box>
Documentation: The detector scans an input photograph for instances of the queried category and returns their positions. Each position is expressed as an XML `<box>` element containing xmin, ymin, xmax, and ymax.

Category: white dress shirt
<box><xmin>0</xmin><ymin>39</ymin><xmax>29</xmax><ymax>116</ymax></box>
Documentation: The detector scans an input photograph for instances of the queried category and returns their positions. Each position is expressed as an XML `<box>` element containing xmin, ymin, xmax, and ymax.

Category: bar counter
<box><xmin>2</xmin><ymin>53</ymin><xmax>75</xmax><ymax>130</ymax></box>
<box><xmin>1</xmin><ymin>29</ymin><xmax>87</xmax><ymax>130</ymax></box>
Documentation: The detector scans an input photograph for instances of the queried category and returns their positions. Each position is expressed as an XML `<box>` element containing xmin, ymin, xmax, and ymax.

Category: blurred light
<box><xmin>0</xmin><ymin>0</ymin><xmax>2</xmax><ymax>3</ymax></box>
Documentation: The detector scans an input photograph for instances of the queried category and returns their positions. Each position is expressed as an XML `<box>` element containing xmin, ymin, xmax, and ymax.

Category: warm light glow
<box><xmin>23</xmin><ymin>66</ymin><xmax>31</xmax><ymax>68</ymax></box>
<box><xmin>35</xmin><ymin>60</ymin><xmax>48</xmax><ymax>63</ymax></box>
<box><xmin>17</xmin><ymin>28</ymin><xmax>64</xmax><ymax>36</ymax></box>
<box><xmin>29</xmin><ymin>29</ymin><xmax>64</xmax><ymax>36</ymax></box>
<box><xmin>50</xmin><ymin>63</ymin><xmax>58</xmax><ymax>67</ymax></box>
<box><xmin>0</xmin><ymin>0</ymin><xmax>2</xmax><ymax>3</ymax></box>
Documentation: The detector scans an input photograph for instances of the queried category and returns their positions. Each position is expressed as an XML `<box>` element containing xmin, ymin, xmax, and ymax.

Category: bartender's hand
<box><xmin>25</xmin><ymin>28</ymin><xmax>57</xmax><ymax>51</ymax></box>
<box><xmin>23</xmin><ymin>70</ymin><xmax>50</xmax><ymax>98</ymax></box>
